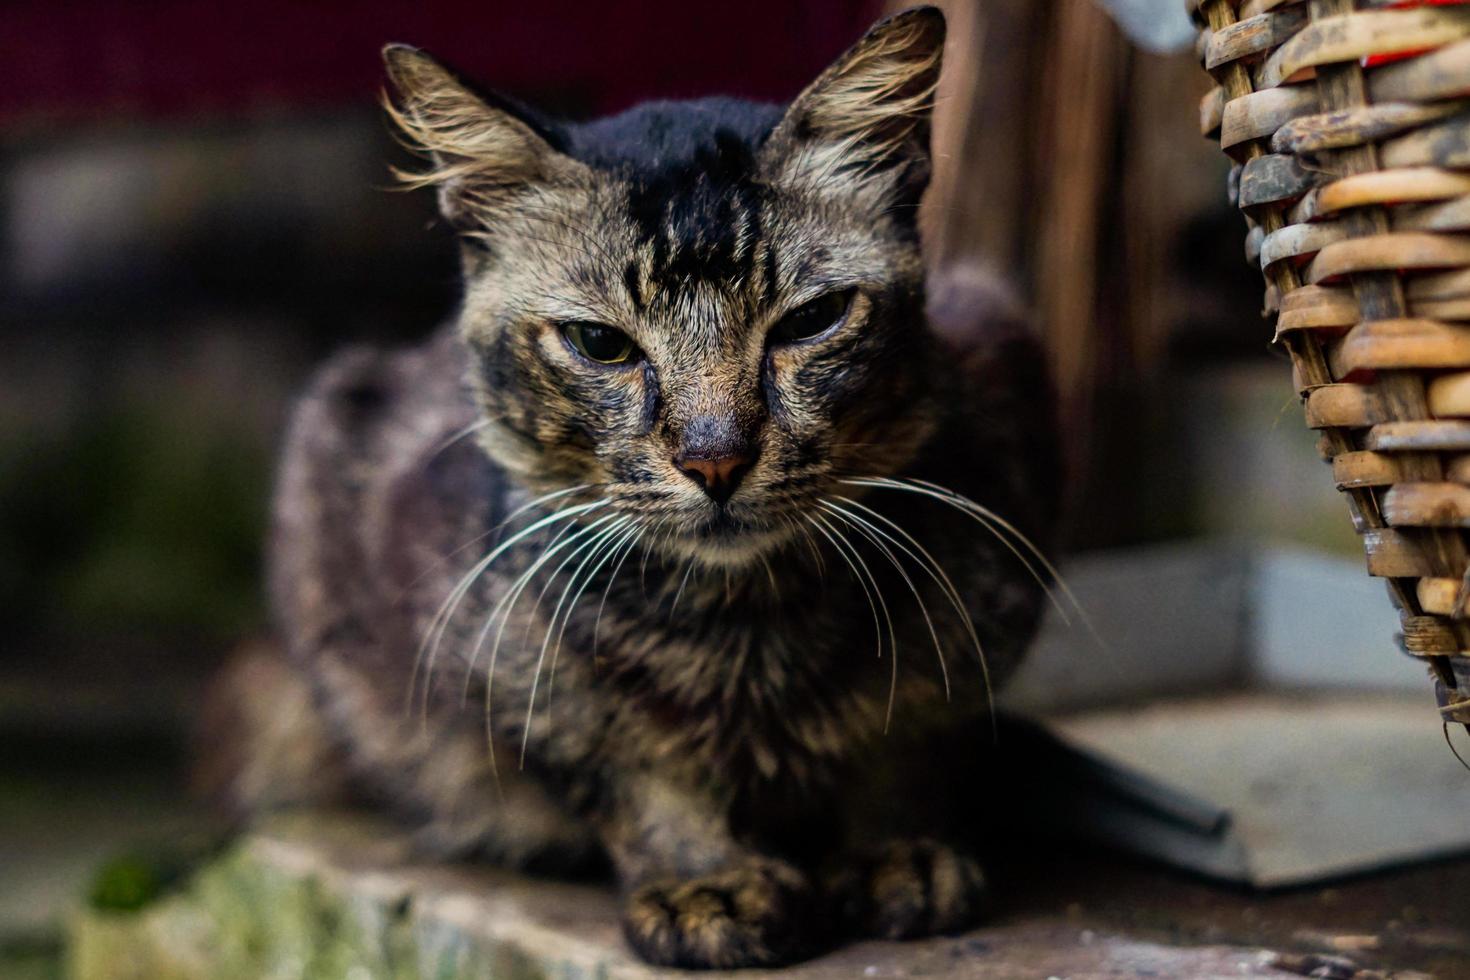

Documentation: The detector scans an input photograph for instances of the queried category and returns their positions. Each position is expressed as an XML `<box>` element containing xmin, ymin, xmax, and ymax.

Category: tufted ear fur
<box><xmin>760</xmin><ymin>6</ymin><xmax>944</xmax><ymax>206</ymax></box>
<box><xmin>381</xmin><ymin>45</ymin><xmax>586</xmax><ymax>234</ymax></box>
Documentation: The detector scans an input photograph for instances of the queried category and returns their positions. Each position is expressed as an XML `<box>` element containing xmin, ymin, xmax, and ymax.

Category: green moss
<box><xmin>88</xmin><ymin>855</ymin><xmax>167</xmax><ymax>912</ymax></box>
<box><xmin>74</xmin><ymin>844</ymin><xmax>430</xmax><ymax>980</ymax></box>
<box><xmin>67</xmin><ymin>833</ymin><xmax>594</xmax><ymax>980</ymax></box>
<box><xmin>87</xmin><ymin>836</ymin><xmax>227</xmax><ymax>913</ymax></box>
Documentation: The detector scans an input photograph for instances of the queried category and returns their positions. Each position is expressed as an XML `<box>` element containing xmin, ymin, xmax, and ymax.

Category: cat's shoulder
<box><xmin>285</xmin><ymin>326</ymin><xmax>473</xmax><ymax>463</ymax></box>
<box><xmin>277</xmin><ymin>326</ymin><xmax>501</xmax><ymax>543</ymax></box>
<box><xmin>273</xmin><ymin>325</ymin><xmax>506</xmax><ymax>590</ymax></box>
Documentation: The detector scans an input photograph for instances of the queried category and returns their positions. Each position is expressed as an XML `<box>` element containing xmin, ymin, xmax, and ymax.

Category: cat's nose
<box><xmin>674</xmin><ymin>412</ymin><xmax>760</xmax><ymax>504</ymax></box>
<box><xmin>674</xmin><ymin>452</ymin><xmax>754</xmax><ymax>504</ymax></box>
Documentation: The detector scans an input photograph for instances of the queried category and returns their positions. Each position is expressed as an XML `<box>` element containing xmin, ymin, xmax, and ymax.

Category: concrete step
<box><xmin>68</xmin><ymin>811</ymin><xmax>1313</xmax><ymax>980</ymax></box>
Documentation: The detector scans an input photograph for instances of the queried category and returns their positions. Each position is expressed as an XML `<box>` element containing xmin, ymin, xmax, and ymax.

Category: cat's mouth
<box><xmin>660</xmin><ymin>505</ymin><xmax>798</xmax><ymax>568</ymax></box>
<box><xmin>694</xmin><ymin>509</ymin><xmax>753</xmax><ymax>538</ymax></box>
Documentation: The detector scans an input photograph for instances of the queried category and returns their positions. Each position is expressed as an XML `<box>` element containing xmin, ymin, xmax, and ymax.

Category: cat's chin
<box><xmin>658</xmin><ymin>514</ymin><xmax>796</xmax><ymax>570</ymax></box>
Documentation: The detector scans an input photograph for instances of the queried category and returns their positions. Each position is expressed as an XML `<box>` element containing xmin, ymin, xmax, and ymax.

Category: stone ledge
<box><xmin>69</xmin><ymin>811</ymin><xmax>1304</xmax><ymax>980</ymax></box>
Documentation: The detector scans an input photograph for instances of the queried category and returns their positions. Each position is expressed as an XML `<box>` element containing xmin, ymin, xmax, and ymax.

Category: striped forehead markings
<box><xmin>623</xmin><ymin>261</ymin><xmax>644</xmax><ymax>311</ymax></box>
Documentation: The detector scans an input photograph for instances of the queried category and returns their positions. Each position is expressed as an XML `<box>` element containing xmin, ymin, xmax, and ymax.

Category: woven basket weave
<box><xmin>1191</xmin><ymin>0</ymin><xmax>1470</xmax><ymax>725</ymax></box>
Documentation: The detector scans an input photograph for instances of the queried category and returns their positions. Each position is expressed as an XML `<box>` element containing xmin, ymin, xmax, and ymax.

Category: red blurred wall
<box><xmin>3</xmin><ymin>0</ymin><xmax>886</xmax><ymax>125</ymax></box>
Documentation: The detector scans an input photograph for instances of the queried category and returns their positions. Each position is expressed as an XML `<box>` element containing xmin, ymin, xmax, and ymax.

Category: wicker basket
<box><xmin>1191</xmin><ymin>0</ymin><xmax>1470</xmax><ymax>726</ymax></box>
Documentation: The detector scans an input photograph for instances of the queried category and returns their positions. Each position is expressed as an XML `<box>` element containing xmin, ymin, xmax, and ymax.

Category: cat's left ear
<box><xmin>760</xmin><ymin>6</ymin><xmax>944</xmax><ymax>205</ymax></box>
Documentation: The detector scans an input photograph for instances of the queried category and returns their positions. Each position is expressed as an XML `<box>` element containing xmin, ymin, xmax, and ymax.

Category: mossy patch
<box><xmin>68</xmin><ymin>828</ymin><xmax>615</xmax><ymax>980</ymax></box>
<box><xmin>87</xmin><ymin>835</ymin><xmax>228</xmax><ymax>914</ymax></box>
<box><xmin>89</xmin><ymin>855</ymin><xmax>169</xmax><ymax>912</ymax></box>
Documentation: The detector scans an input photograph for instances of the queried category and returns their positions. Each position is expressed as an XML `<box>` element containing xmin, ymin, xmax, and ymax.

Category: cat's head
<box><xmin>385</xmin><ymin>8</ymin><xmax>945</xmax><ymax>568</ymax></box>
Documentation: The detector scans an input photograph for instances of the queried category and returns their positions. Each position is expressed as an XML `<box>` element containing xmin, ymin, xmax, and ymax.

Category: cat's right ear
<box><xmin>381</xmin><ymin>45</ymin><xmax>584</xmax><ymax>232</ymax></box>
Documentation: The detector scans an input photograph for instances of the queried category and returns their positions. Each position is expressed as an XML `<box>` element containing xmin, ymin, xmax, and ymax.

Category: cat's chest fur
<box><xmin>396</xmin><ymin>433</ymin><xmax>935</xmax><ymax>789</ymax></box>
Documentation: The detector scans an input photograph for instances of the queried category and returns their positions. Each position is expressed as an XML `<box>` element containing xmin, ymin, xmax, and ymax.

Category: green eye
<box><xmin>770</xmin><ymin>290</ymin><xmax>853</xmax><ymax>345</ymax></box>
<box><xmin>561</xmin><ymin>321</ymin><xmax>639</xmax><ymax>365</ymax></box>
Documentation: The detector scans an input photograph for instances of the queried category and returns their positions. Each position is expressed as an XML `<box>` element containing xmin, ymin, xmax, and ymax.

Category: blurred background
<box><xmin>2</xmin><ymin>0</ymin><xmax>1385</xmax><ymax>976</ymax></box>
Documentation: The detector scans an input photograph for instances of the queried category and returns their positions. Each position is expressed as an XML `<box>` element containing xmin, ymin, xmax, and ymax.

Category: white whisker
<box><xmin>667</xmin><ymin>556</ymin><xmax>698</xmax><ymax>621</ymax></box>
<box><xmin>498</xmin><ymin>483</ymin><xmax>598</xmax><ymax>530</ymax></box>
<box><xmin>594</xmin><ymin>524</ymin><xmax>647</xmax><ymax>659</ymax></box>
<box><xmin>809</xmin><ymin>513</ymin><xmax>901</xmax><ymax>733</ymax></box>
<box><xmin>850</xmin><ymin>475</ymin><xmax>1111</xmax><ymax>666</ymax></box>
<box><xmin>822</xmin><ymin>500</ymin><xmax>950</xmax><ymax>702</ymax></box>
<box><xmin>758</xmin><ymin>552</ymin><xmax>782</xmax><ymax>601</ymax></box>
<box><xmin>470</xmin><ymin>512</ymin><xmax>616</xmax><ymax>788</ymax></box>
<box><xmin>807</xmin><ymin>513</ymin><xmax>884</xmax><ymax>662</ymax></box>
<box><xmin>429</xmin><ymin>417</ymin><xmax>490</xmax><ymax>459</ymax></box>
<box><xmin>547</xmin><ymin>518</ymin><xmax>642</xmax><ymax>704</ymax></box>
<box><xmin>409</xmin><ymin>498</ymin><xmax>607</xmax><ymax>725</ymax></box>
<box><xmin>832</xmin><ymin>494</ymin><xmax>993</xmax><ymax>726</ymax></box>
<box><xmin>517</xmin><ymin>514</ymin><xmax>628</xmax><ymax>766</ymax></box>
<box><xmin>393</xmin><ymin>483</ymin><xmax>600</xmax><ymax>617</ymax></box>
<box><xmin>843</xmin><ymin>477</ymin><xmax>1075</xmax><ymax>628</ymax></box>
<box><xmin>823</xmin><ymin>502</ymin><xmax>946</xmax><ymax>717</ymax></box>
<box><xmin>790</xmin><ymin>514</ymin><xmax>827</xmax><ymax>579</ymax></box>
<box><xmin>462</xmin><ymin>515</ymin><xmax>590</xmax><ymax>703</ymax></box>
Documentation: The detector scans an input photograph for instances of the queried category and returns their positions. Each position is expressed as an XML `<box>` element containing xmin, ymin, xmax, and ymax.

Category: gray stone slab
<box><xmin>1002</xmin><ymin>540</ymin><xmax>1470</xmax><ymax>887</ymax></box>
<box><xmin>1049</xmin><ymin>692</ymin><xmax>1470</xmax><ymax>888</ymax></box>
<box><xmin>69</xmin><ymin>813</ymin><xmax>1304</xmax><ymax>980</ymax></box>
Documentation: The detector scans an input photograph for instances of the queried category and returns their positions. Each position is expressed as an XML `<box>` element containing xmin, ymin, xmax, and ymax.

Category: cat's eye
<box><xmin>561</xmin><ymin>321</ymin><xmax>640</xmax><ymax>365</ymax></box>
<box><xmin>769</xmin><ymin>290</ymin><xmax>854</xmax><ymax>345</ymax></box>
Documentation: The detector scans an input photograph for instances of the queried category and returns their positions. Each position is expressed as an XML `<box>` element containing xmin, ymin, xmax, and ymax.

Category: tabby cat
<box><xmin>258</xmin><ymin>7</ymin><xmax>1059</xmax><ymax>968</ymax></box>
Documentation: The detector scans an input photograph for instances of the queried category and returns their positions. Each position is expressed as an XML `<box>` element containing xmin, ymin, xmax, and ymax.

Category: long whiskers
<box><xmin>467</xmin><ymin>512</ymin><xmax>622</xmax><ymax>788</ymax></box>
<box><xmin>394</xmin><ymin>483</ymin><xmax>598</xmax><ymax>609</ymax></box>
<box><xmin>595</xmin><ymin>520</ymin><xmax>653</xmax><ymax>657</ymax></box>
<box><xmin>758</xmin><ymin>553</ymin><xmax>782</xmax><ymax>601</ymax></box>
<box><xmin>408</xmin><ymin>497</ymin><xmax>607</xmax><ymax>726</ymax></box>
<box><xmin>786</xmin><ymin>514</ymin><xmax>827</xmax><ymax>579</ymax></box>
<box><xmin>808</xmin><ymin>512</ymin><xmax>899</xmax><ymax>732</ymax></box>
<box><xmin>831</xmin><ymin>494</ymin><xmax>994</xmax><ymax>728</ymax></box>
<box><xmin>429</xmin><ymin>417</ymin><xmax>491</xmax><ymax>459</ymax></box>
<box><xmin>667</xmin><ymin>556</ymin><xmax>698</xmax><ymax>621</ymax></box>
<box><xmin>461</xmin><ymin>514</ymin><xmax>592</xmax><ymax>704</ymax></box>
<box><xmin>521</xmin><ymin>515</ymin><xmax>635</xmax><ymax>765</ymax></box>
<box><xmin>820</xmin><ymin>500</ymin><xmax>951</xmax><ymax>702</ymax></box>
<box><xmin>546</xmin><ymin>518</ymin><xmax>643</xmax><ymax>704</ymax></box>
<box><xmin>843</xmin><ymin>476</ymin><xmax>1100</xmax><ymax>648</ymax></box>
<box><xmin>806</xmin><ymin>514</ymin><xmax>882</xmax><ymax>659</ymax></box>
<box><xmin>846</xmin><ymin>478</ymin><xmax>1099</xmax><ymax>655</ymax></box>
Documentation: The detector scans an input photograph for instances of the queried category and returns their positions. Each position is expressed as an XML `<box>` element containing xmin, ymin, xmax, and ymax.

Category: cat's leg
<box><xmin>824</xmin><ymin>717</ymin><xmax>998</xmax><ymax>941</ymax></box>
<box><xmin>831</xmin><ymin>837</ymin><xmax>992</xmax><ymax>940</ymax></box>
<box><xmin>602</xmin><ymin>773</ymin><xmax>827</xmax><ymax>968</ymax></box>
<box><xmin>195</xmin><ymin>638</ymin><xmax>598</xmax><ymax>872</ymax></box>
<box><xmin>193</xmin><ymin>639</ymin><xmax>353</xmax><ymax>817</ymax></box>
<box><xmin>307</xmin><ymin>651</ymin><xmax>601</xmax><ymax>874</ymax></box>
<box><xmin>621</xmin><ymin>857</ymin><xmax>817</xmax><ymax>968</ymax></box>
<box><xmin>406</xmin><ymin>746</ymin><xmax>599</xmax><ymax>874</ymax></box>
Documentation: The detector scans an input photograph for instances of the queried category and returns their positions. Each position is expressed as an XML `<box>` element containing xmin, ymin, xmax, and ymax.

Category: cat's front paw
<box><xmin>621</xmin><ymin>857</ymin><xmax>818</xmax><ymax>968</ymax></box>
<box><xmin>850</xmin><ymin>838</ymin><xmax>991</xmax><ymax>940</ymax></box>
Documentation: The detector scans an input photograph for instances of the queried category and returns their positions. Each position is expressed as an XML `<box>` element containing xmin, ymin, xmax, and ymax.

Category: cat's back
<box><xmin>268</xmin><ymin>327</ymin><xmax>495</xmax><ymax>667</ymax></box>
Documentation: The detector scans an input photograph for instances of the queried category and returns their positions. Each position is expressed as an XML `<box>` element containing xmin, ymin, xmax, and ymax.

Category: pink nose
<box><xmin>674</xmin><ymin>452</ymin><xmax>754</xmax><ymax>504</ymax></box>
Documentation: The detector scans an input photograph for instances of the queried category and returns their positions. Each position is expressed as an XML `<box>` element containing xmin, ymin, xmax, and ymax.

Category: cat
<box><xmin>246</xmin><ymin>6</ymin><xmax>1059</xmax><ymax>969</ymax></box>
